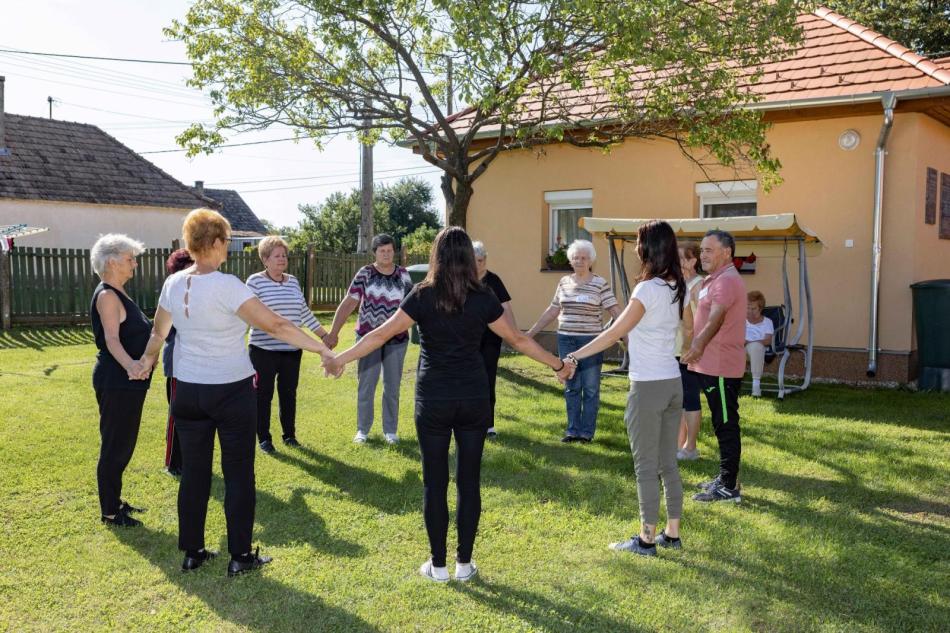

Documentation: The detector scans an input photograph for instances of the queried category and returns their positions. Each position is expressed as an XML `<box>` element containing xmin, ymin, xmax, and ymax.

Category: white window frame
<box><xmin>696</xmin><ymin>180</ymin><xmax>757</xmax><ymax>218</ymax></box>
<box><xmin>545</xmin><ymin>189</ymin><xmax>593</xmax><ymax>251</ymax></box>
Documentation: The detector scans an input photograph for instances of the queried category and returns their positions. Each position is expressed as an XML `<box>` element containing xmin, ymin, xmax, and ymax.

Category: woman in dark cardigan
<box><xmin>162</xmin><ymin>248</ymin><xmax>194</xmax><ymax>477</ymax></box>
<box><xmin>89</xmin><ymin>233</ymin><xmax>152</xmax><ymax>527</ymax></box>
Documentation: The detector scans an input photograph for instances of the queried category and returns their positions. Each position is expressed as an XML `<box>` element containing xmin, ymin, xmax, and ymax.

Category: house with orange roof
<box><xmin>426</xmin><ymin>7</ymin><xmax>950</xmax><ymax>385</ymax></box>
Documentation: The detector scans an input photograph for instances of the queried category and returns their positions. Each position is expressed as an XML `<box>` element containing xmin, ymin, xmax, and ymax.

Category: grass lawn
<box><xmin>0</xmin><ymin>319</ymin><xmax>947</xmax><ymax>632</ymax></box>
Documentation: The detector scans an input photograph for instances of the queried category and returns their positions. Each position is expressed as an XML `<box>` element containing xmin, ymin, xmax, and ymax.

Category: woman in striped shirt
<box><xmin>247</xmin><ymin>236</ymin><xmax>331</xmax><ymax>453</ymax></box>
<box><xmin>527</xmin><ymin>240</ymin><xmax>621</xmax><ymax>442</ymax></box>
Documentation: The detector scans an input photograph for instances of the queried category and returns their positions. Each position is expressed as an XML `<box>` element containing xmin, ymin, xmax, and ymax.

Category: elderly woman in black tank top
<box><xmin>90</xmin><ymin>234</ymin><xmax>153</xmax><ymax>528</ymax></box>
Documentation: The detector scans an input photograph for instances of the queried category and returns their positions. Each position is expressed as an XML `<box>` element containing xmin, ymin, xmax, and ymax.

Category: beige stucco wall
<box><xmin>0</xmin><ymin>199</ymin><xmax>190</xmax><ymax>249</ymax></box>
<box><xmin>468</xmin><ymin>110</ymin><xmax>950</xmax><ymax>356</ymax></box>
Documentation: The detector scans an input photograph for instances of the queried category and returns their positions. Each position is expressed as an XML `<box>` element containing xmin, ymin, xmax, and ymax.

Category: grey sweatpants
<box><xmin>357</xmin><ymin>339</ymin><xmax>408</xmax><ymax>435</ymax></box>
<box><xmin>625</xmin><ymin>377</ymin><xmax>684</xmax><ymax>525</ymax></box>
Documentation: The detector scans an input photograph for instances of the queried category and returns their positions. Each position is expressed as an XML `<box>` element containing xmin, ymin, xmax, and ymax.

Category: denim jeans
<box><xmin>557</xmin><ymin>333</ymin><xmax>603</xmax><ymax>439</ymax></box>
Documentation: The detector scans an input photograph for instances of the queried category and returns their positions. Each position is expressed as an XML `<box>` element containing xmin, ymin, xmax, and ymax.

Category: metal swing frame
<box><xmin>583</xmin><ymin>214</ymin><xmax>820</xmax><ymax>399</ymax></box>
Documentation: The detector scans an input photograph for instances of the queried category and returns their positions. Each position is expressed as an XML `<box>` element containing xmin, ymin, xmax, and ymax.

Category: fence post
<box><xmin>0</xmin><ymin>250</ymin><xmax>10</xmax><ymax>329</ymax></box>
<box><xmin>171</xmin><ymin>239</ymin><xmax>180</xmax><ymax>251</ymax></box>
<box><xmin>306</xmin><ymin>243</ymin><xmax>316</xmax><ymax>307</ymax></box>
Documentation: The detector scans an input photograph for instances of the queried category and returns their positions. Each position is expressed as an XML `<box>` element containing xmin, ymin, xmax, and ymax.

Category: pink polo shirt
<box><xmin>689</xmin><ymin>263</ymin><xmax>747</xmax><ymax>378</ymax></box>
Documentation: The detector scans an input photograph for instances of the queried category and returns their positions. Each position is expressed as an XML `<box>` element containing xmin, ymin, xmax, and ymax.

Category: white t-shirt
<box><xmin>627</xmin><ymin>278</ymin><xmax>682</xmax><ymax>382</ymax></box>
<box><xmin>158</xmin><ymin>270</ymin><xmax>256</xmax><ymax>384</ymax></box>
<box><xmin>746</xmin><ymin>317</ymin><xmax>774</xmax><ymax>343</ymax></box>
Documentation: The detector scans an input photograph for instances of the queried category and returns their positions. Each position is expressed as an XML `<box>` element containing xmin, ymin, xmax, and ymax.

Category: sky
<box><xmin>1</xmin><ymin>0</ymin><xmax>444</xmax><ymax>228</ymax></box>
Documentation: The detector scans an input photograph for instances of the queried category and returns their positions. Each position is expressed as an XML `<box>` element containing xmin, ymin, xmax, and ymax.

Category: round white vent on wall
<box><xmin>838</xmin><ymin>129</ymin><xmax>861</xmax><ymax>151</ymax></box>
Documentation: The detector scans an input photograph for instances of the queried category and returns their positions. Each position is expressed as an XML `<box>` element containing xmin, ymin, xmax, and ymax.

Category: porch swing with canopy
<box><xmin>579</xmin><ymin>213</ymin><xmax>822</xmax><ymax>399</ymax></box>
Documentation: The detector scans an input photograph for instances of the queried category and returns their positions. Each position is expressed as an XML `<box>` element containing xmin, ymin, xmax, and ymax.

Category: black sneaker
<box><xmin>118</xmin><ymin>500</ymin><xmax>146</xmax><ymax>514</ymax></box>
<box><xmin>259</xmin><ymin>440</ymin><xmax>276</xmax><ymax>454</ymax></box>
<box><xmin>227</xmin><ymin>547</ymin><xmax>272</xmax><ymax>577</ymax></box>
<box><xmin>486</xmin><ymin>427</ymin><xmax>498</xmax><ymax>439</ymax></box>
<box><xmin>182</xmin><ymin>549</ymin><xmax>218</xmax><ymax>572</ymax></box>
<box><xmin>696</xmin><ymin>475</ymin><xmax>721</xmax><ymax>491</ymax></box>
<box><xmin>692</xmin><ymin>482</ymin><xmax>741</xmax><ymax>503</ymax></box>
<box><xmin>655</xmin><ymin>530</ymin><xmax>682</xmax><ymax>549</ymax></box>
<box><xmin>102</xmin><ymin>510</ymin><xmax>142</xmax><ymax>528</ymax></box>
<box><xmin>283</xmin><ymin>437</ymin><xmax>301</xmax><ymax>448</ymax></box>
<box><xmin>561</xmin><ymin>435</ymin><xmax>579</xmax><ymax>443</ymax></box>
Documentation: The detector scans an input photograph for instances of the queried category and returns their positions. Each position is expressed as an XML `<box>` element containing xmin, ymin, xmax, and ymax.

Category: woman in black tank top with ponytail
<box><xmin>89</xmin><ymin>234</ymin><xmax>153</xmax><ymax>527</ymax></box>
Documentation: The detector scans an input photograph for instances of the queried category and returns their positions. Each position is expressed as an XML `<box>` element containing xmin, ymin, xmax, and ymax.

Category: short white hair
<box><xmin>567</xmin><ymin>239</ymin><xmax>596</xmax><ymax>263</ymax></box>
<box><xmin>472</xmin><ymin>240</ymin><xmax>487</xmax><ymax>258</ymax></box>
<box><xmin>91</xmin><ymin>234</ymin><xmax>145</xmax><ymax>275</ymax></box>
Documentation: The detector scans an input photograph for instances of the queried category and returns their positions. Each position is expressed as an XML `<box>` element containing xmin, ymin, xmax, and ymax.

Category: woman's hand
<box><xmin>127</xmin><ymin>357</ymin><xmax>153</xmax><ymax>380</ymax></box>
<box><xmin>556</xmin><ymin>359</ymin><xmax>576</xmax><ymax>383</ymax></box>
<box><xmin>322</xmin><ymin>354</ymin><xmax>345</xmax><ymax>378</ymax></box>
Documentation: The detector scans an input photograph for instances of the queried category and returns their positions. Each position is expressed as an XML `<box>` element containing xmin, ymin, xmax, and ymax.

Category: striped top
<box><xmin>550</xmin><ymin>274</ymin><xmax>618</xmax><ymax>335</ymax></box>
<box><xmin>247</xmin><ymin>272</ymin><xmax>321</xmax><ymax>351</ymax></box>
<box><xmin>348</xmin><ymin>264</ymin><xmax>414</xmax><ymax>343</ymax></box>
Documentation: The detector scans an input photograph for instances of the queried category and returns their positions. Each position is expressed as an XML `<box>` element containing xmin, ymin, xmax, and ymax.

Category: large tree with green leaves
<box><xmin>168</xmin><ymin>0</ymin><xmax>805</xmax><ymax>228</ymax></box>
<box><xmin>827</xmin><ymin>1</ymin><xmax>950</xmax><ymax>58</ymax></box>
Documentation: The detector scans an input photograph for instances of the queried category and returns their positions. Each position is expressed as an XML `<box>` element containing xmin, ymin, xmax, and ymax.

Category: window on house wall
<box><xmin>696</xmin><ymin>180</ymin><xmax>757</xmax><ymax>218</ymax></box>
<box><xmin>545</xmin><ymin>189</ymin><xmax>593</xmax><ymax>252</ymax></box>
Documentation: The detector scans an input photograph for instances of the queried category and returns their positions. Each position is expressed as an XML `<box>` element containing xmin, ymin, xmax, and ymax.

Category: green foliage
<box><xmin>1</xmin><ymin>329</ymin><xmax>949</xmax><ymax>631</ymax></box>
<box><xmin>826</xmin><ymin>1</ymin><xmax>950</xmax><ymax>58</ymax></box>
<box><xmin>167</xmin><ymin>1</ymin><xmax>807</xmax><ymax>225</ymax></box>
<box><xmin>402</xmin><ymin>225</ymin><xmax>439</xmax><ymax>257</ymax></box>
<box><xmin>289</xmin><ymin>177</ymin><xmax>440</xmax><ymax>252</ymax></box>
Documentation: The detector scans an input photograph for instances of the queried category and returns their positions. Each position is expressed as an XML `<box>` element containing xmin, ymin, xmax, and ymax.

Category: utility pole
<box><xmin>446</xmin><ymin>57</ymin><xmax>453</xmax><ymax>115</ymax></box>
<box><xmin>357</xmin><ymin>100</ymin><xmax>374</xmax><ymax>253</ymax></box>
<box><xmin>48</xmin><ymin>96</ymin><xmax>53</xmax><ymax>119</ymax></box>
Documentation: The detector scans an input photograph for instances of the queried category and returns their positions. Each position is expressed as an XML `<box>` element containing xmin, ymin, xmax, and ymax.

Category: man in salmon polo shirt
<box><xmin>681</xmin><ymin>229</ymin><xmax>747</xmax><ymax>503</ymax></box>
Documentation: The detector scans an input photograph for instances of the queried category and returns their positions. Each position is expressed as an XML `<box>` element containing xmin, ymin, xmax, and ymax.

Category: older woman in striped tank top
<box><xmin>526</xmin><ymin>240</ymin><xmax>621</xmax><ymax>443</ymax></box>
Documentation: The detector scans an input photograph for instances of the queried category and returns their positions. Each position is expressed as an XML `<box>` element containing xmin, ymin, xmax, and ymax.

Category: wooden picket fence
<box><xmin>0</xmin><ymin>246</ymin><xmax>430</xmax><ymax>328</ymax></box>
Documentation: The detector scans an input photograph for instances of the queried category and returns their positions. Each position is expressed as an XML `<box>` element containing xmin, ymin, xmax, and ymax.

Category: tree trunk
<box><xmin>446</xmin><ymin>178</ymin><xmax>473</xmax><ymax>228</ymax></box>
<box><xmin>440</xmin><ymin>172</ymin><xmax>455</xmax><ymax>224</ymax></box>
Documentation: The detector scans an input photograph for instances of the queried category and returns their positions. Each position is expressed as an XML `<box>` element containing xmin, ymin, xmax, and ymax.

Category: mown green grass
<box><xmin>0</xmin><ymin>320</ymin><xmax>947</xmax><ymax>632</ymax></box>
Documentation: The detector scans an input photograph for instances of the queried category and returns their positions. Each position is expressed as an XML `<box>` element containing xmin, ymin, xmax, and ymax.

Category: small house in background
<box><xmin>0</xmin><ymin>77</ymin><xmax>213</xmax><ymax>248</ymax></box>
<box><xmin>192</xmin><ymin>181</ymin><xmax>268</xmax><ymax>252</ymax></box>
<box><xmin>408</xmin><ymin>7</ymin><xmax>950</xmax><ymax>385</ymax></box>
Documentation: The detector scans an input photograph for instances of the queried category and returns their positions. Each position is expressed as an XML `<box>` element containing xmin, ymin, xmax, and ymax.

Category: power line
<box><xmin>208</xmin><ymin>164</ymin><xmax>440</xmax><ymax>186</ymax></box>
<box><xmin>138</xmin><ymin>137</ymin><xmax>303</xmax><ymax>154</ymax></box>
<box><xmin>0</xmin><ymin>47</ymin><xmax>191</xmax><ymax>66</ymax></box>
<box><xmin>238</xmin><ymin>169</ymin><xmax>441</xmax><ymax>194</ymax></box>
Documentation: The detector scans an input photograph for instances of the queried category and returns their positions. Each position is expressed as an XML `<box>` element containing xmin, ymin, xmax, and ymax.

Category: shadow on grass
<box><xmin>271</xmin><ymin>445</ymin><xmax>420</xmax><ymax>515</ymax></box>
<box><xmin>0</xmin><ymin>326</ymin><xmax>93</xmax><ymax>350</ymax></box>
<box><xmin>454</xmin><ymin>579</ymin><xmax>647</xmax><ymax>633</ymax></box>
<box><xmin>113</xmin><ymin>527</ymin><xmax>381</xmax><ymax>633</ymax></box>
<box><xmin>496</xmin><ymin>366</ymin><xmax>628</xmax><ymax>414</ymax></box>
<box><xmin>769</xmin><ymin>383</ymin><xmax>950</xmax><ymax>433</ymax></box>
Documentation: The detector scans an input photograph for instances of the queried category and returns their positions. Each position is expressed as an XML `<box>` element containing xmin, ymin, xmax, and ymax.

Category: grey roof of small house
<box><xmin>0</xmin><ymin>113</ymin><xmax>210</xmax><ymax>209</ymax></box>
<box><xmin>199</xmin><ymin>188</ymin><xmax>267</xmax><ymax>235</ymax></box>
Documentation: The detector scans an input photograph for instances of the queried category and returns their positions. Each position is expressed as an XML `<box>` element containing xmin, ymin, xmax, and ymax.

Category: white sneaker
<box><xmin>454</xmin><ymin>561</ymin><xmax>478</xmax><ymax>582</ymax></box>
<box><xmin>384</xmin><ymin>433</ymin><xmax>399</xmax><ymax>444</ymax></box>
<box><xmin>419</xmin><ymin>559</ymin><xmax>449</xmax><ymax>583</ymax></box>
<box><xmin>353</xmin><ymin>431</ymin><xmax>368</xmax><ymax>444</ymax></box>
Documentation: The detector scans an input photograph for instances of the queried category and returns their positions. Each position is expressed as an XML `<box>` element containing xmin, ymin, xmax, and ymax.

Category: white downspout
<box><xmin>867</xmin><ymin>93</ymin><xmax>897</xmax><ymax>377</ymax></box>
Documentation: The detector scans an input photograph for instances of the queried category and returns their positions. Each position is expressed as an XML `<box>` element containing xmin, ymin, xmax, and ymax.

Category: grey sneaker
<box><xmin>692</xmin><ymin>482</ymin><xmax>741</xmax><ymax>503</ymax></box>
<box><xmin>677</xmin><ymin>448</ymin><xmax>700</xmax><ymax>461</ymax></box>
<box><xmin>655</xmin><ymin>530</ymin><xmax>682</xmax><ymax>549</ymax></box>
<box><xmin>608</xmin><ymin>535</ymin><xmax>657</xmax><ymax>557</ymax></box>
<box><xmin>697</xmin><ymin>475</ymin><xmax>721</xmax><ymax>491</ymax></box>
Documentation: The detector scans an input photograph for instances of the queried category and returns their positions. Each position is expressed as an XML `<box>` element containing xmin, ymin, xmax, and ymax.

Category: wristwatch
<box><xmin>565</xmin><ymin>354</ymin><xmax>579</xmax><ymax>366</ymax></box>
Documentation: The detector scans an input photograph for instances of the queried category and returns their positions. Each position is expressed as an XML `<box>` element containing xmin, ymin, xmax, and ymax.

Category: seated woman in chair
<box><xmin>745</xmin><ymin>291</ymin><xmax>774</xmax><ymax>397</ymax></box>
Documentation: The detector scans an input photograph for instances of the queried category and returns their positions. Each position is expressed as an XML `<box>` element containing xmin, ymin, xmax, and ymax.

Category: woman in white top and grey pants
<box><xmin>563</xmin><ymin>220</ymin><xmax>689</xmax><ymax>556</ymax></box>
<box><xmin>135</xmin><ymin>209</ymin><xmax>334</xmax><ymax>576</ymax></box>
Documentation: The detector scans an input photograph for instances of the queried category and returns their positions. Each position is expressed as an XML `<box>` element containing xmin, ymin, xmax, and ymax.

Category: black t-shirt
<box><xmin>480</xmin><ymin>271</ymin><xmax>511</xmax><ymax>349</ymax></box>
<box><xmin>400</xmin><ymin>284</ymin><xmax>504</xmax><ymax>400</ymax></box>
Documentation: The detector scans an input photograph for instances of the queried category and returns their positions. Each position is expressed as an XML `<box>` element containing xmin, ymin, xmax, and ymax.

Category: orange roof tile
<box><xmin>444</xmin><ymin>7</ymin><xmax>950</xmax><ymax>138</ymax></box>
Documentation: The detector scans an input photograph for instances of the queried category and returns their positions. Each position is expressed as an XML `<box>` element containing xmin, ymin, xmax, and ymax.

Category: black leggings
<box><xmin>172</xmin><ymin>376</ymin><xmax>257</xmax><ymax>557</ymax></box>
<box><xmin>165</xmin><ymin>378</ymin><xmax>182</xmax><ymax>470</ymax></box>
<box><xmin>415</xmin><ymin>398</ymin><xmax>491</xmax><ymax>567</ymax></box>
<box><xmin>96</xmin><ymin>388</ymin><xmax>147</xmax><ymax>516</ymax></box>
<box><xmin>480</xmin><ymin>341</ymin><xmax>502</xmax><ymax>425</ymax></box>
<box><xmin>249</xmin><ymin>345</ymin><xmax>302</xmax><ymax>443</ymax></box>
